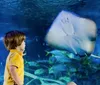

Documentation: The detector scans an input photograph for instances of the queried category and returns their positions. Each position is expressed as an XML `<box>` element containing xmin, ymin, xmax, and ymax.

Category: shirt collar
<box><xmin>10</xmin><ymin>49</ymin><xmax>23</xmax><ymax>56</ymax></box>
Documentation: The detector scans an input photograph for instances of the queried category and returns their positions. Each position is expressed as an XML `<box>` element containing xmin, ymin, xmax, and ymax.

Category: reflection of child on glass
<box><xmin>3</xmin><ymin>30</ymin><xmax>26</xmax><ymax>85</ymax></box>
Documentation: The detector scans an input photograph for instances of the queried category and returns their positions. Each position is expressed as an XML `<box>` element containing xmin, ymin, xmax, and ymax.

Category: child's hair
<box><xmin>3</xmin><ymin>30</ymin><xmax>26</xmax><ymax>50</ymax></box>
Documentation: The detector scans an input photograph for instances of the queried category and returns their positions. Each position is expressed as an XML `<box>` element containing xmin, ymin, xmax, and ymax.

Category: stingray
<box><xmin>45</xmin><ymin>10</ymin><xmax>97</xmax><ymax>56</ymax></box>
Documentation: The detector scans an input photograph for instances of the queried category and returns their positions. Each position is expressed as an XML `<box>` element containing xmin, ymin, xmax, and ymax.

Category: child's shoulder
<box><xmin>9</xmin><ymin>52</ymin><xmax>20</xmax><ymax>60</ymax></box>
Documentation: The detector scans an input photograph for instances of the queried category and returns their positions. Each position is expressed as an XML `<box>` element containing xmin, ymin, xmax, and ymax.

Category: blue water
<box><xmin>0</xmin><ymin>0</ymin><xmax>100</xmax><ymax>85</ymax></box>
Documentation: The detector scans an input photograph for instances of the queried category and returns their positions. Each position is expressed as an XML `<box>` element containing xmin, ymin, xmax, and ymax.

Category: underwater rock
<box><xmin>59</xmin><ymin>76</ymin><xmax>71</xmax><ymax>83</ymax></box>
<box><xmin>26</xmin><ymin>79</ymin><xmax>41</xmax><ymax>85</ymax></box>
<box><xmin>25</xmin><ymin>71</ymin><xmax>65</xmax><ymax>85</ymax></box>
<box><xmin>30</xmin><ymin>79</ymin><xmax>41</xmax><ymax>85</ymax></box>
<box><xmin>68</xmin><ymin>67</ymin><xmax>77</xmax><ymax>73</ymax></box>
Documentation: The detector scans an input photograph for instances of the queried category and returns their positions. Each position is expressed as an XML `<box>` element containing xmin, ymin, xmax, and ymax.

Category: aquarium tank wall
<box><xmin>0</xmin><ymin>0</ymin><xmax>100</xmax><ymax>85</ymax></box>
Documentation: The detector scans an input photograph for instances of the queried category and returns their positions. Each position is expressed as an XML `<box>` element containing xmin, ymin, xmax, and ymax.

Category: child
<box><xmin>3</xmin><ymin>30</ymin><xmax>26</xmax><ymax>85</ymax></box>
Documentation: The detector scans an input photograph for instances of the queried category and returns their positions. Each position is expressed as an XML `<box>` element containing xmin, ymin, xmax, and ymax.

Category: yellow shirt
<box><xmin>3</xmin><ymin>49</ymin><xmax>24</xmax><ymax>85</ymax></box>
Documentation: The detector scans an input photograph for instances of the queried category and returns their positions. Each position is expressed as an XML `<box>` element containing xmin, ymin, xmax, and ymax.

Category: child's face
<box><xmin>19</xmin><ymin>40</ymin><xmax>26</xmax><ymax>52</ymax></box>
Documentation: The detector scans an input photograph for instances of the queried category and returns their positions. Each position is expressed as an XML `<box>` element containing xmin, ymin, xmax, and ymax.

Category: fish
<box><xmin>49</xmin><ymin>55</ymin><xmax>72</xmax><ymax>64</ymax></box>
<box><xmin>48</xmin><ymin>50</ymin><xmax>81</xmax><ymax>64</ymax></box>
<box><xmin>49</xmin><ymin>64</ymin><xmax>67</xmax><ymax>74</ymax></box>
<box><xmin>34</xmin><ymin>68</ymin><xmax>46</xmax><ymax>75</ymax></box>
<box><xmin>46</xmin><ymin>50</ymin><xmax>67</xmax><ymax>56</ymax></box>
<box><xmin>45</xmin><ymin>10</ymin><xmax>97</xmax><ymax>56</ymax></box>
<box><xmin>26</xmin><ymin>61</ymin><xmax>39</xmax><ymax>67</ymax></box>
